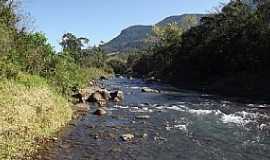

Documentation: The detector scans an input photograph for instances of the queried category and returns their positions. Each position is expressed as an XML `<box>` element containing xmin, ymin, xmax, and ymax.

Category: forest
<box><xmin>124</xmin><ymin>0</ymin><xmax>270</xmax><ymax>98</ymax></box>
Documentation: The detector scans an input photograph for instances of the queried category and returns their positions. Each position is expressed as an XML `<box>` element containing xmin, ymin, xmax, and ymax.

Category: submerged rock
<box><xmin>119</xmin><ymin>76</ymin><xmax>124</xmax><ymax>79</ymax></box>
<box><xmin>141</xmin><ymin>87</ymin><xmax>160</xmax><ymax>93</ymax></box>
<box><xmin>110</xmin><ymin>90</ymin><xmax>124</xmax><ymax>102</ymax></box>
<box><xmin>144</xmin><ymin>76</ymin><xmax>156</xmax><ymax>82</ymax></box>
<box><xmin>128</xmin><ymin>76</ymin><xmax>134</xmax><ymax>80</ymax></box>
<box><xmin>121</xmin><ymin>134</ymin><xmax>135</xmax><ymax>141</ymax></box>
<box><xmin>135</xmin><ymin>115</ymin><xmax>151</xmax><ymax>120</ymax></box>
<box><xmin>93</xmin><ymin>108</ymin><xmax>107</xmax><ymax>116</ymax></box>
<box><xmin>100</xmin><ymin>76</ymin><xmax>108</xmax><ymax>80</ymax></box>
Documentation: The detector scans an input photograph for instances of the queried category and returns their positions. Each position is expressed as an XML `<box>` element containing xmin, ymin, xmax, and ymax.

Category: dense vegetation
<box><xmin>128</xmin><ymin>1</ymin><xmax>270</xmax><ymax>98</ymax></box>
<box><xmin>0</xmin><ymin>0</ymin><xmax>110</xmax><ymax>159</ymax></box>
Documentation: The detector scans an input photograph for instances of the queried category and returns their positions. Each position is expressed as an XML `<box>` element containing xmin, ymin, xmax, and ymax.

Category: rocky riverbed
<box><xmin>35</xmin><ymin>76</ymin><xmax>270</xmax><ymax>160</ymax></box>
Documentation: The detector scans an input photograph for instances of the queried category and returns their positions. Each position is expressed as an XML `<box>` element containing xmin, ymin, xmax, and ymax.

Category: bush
<box><xmin>48</xmin><ymin>54</ymin><xmax>110</xmax><ymax>95</ymax></box>
<box><xmin>107</xmin><ymin>58</ymin><xmax>126</xmax><ymax>74</ymax></box>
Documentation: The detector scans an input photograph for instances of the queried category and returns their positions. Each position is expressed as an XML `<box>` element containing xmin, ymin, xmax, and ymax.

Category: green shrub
<box><xmin>48</xmin><ymin>54</ymin><xmax>110</xmax><ymax>95</ymax></box>
<box><xmin>0</xmin><ymin>61</ymin><xmax>20</xmax><ymax>80</ymax></box>
<box><xmin>107</xmin><ymin>58</ymin><xmax>126</xmax><ymax>74</ymax></box>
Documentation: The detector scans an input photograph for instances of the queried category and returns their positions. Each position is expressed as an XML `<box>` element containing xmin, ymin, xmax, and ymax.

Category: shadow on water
<box><xmin>37</xmin><ymin>76</ymin><xmax>270</xmax><ymax>160</ymax></box>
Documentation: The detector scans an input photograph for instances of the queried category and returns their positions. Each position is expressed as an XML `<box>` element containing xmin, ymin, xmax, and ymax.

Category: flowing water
<box><xmin>40</xmin><ymin>77</ymin><xmax>270</xmax><ymax>160</ymax></box>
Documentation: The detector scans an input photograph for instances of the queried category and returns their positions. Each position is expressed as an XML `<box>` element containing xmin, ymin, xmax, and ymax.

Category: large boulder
<box><xmin>87</xmin><ymin>89</ymin><xmax>111</xmax><ymax>104</ymax></box>
<box><xmin>110</xmin><ymin>90</ymin><xmax>124</xmax><ymax>102</ymax></box>
<box><xmin>72</xmin><ymin>93</ymin><xmax>84</xmax><ymax>103</ymax></box>
<box><xmin>141</xmin><ymin>87</ymin><xmax>160</xmax><ymax>93</ymax></box>
<box><xmin>80</xmin><ymin>88</ymin><xmax>95</xmax><ymax>98</ymax></box>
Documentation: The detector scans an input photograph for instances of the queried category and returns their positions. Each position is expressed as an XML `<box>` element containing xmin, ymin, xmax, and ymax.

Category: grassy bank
<box><xmin>0</xmin><ymin>74</ymin><xmax>73</xmax><ymax>159</ymax></box>
<box><xmin>0</xmin><ymin>68</ymin><xmax>110</xmax><ymax>159</ymax></box>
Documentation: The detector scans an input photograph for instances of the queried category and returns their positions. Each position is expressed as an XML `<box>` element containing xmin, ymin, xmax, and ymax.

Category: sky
<box><xmin>22</xmin><ymin>0</ymin><xmax>229</xmax><ymax>51</ymax></box>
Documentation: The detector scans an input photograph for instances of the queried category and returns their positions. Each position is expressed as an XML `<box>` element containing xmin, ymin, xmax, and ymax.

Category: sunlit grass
<box><xmin>0</xmin><ymin>74</ymin><xmax>72</xmax><ymax>159</ymax></box>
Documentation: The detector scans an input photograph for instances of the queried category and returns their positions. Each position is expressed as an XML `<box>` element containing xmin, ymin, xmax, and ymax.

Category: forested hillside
<box><xmin>126</xmin><ymin>1</ymin><xmax>270</xmax><ymax>98</ymax></box>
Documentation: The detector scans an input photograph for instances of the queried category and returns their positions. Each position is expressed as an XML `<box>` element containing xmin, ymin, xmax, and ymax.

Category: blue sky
<box><xmin>22</xmin><ymin>0</ymin><xmax>229</xmax><ymax>50</ymax></box>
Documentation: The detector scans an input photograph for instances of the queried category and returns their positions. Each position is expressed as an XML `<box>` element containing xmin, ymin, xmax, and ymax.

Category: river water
<box><xmin>41</xmin><ymin>77</ymin><xmax>270</xmax><ymax>160</ymax></box>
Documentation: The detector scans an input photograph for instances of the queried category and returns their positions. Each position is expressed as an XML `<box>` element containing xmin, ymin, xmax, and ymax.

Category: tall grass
<box><xmin>0</xmin><ymin>74</ymin><xmax>72</xmax><ymax>159</ymax></box>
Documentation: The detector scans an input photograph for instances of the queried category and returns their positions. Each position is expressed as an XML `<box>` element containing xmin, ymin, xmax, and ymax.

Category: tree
<box><xmin>92</xmin><ymin>46</ymin><xmax>107</xmax><ymax>68</ymax></box>
<box><xmin>60</xmin><ymin>33</ymin><xmax>89</xmax><ymax>62</ymax></box>
<box><xmin>152</xmin><ymin>22</ymin><xmax>183</xmax><ymax>48</ymax></box>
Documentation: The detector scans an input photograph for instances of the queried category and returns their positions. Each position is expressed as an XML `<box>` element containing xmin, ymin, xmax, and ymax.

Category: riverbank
<box><xmin>171</xmin><ymin>74</ymin><xmax>270</xmax><ymax>104</ymax></box>
<box><xmin>30</xmin><ymin>77</ymin><xmax>270</xmax><ymax>160</ymax></box>
<box><xmin>134</xmin><ymin>72</ymin><xmax>270</xmax><ymax>104</ymax></box>
<box><xmin>0</xmin><ymin>70</ymin><xmax>110</xmax><ymax>160</ymax></box>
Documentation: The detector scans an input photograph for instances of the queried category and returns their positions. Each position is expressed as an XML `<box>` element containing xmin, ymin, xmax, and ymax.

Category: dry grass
<box><xmin>0</xmin><ymin>74</ymin><xmax>72</xmax><ymax>160</ymax></box>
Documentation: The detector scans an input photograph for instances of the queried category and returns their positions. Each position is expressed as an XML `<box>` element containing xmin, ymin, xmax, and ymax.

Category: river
<box><xmin>39</xmin><ymin>77</ymin><xmax>270</xmax><ymax>160</ymax></box>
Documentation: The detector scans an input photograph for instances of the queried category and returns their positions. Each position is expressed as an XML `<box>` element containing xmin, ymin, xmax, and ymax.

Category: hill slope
<box><xmin>102</xmin><ymin>25</ymin><xmax>152</xmax><ymax>53</ymax></box>
<box><xmin>102</xmin><ymin>14</ymin><xmax>205</xmax><ymax>53</ymax></box>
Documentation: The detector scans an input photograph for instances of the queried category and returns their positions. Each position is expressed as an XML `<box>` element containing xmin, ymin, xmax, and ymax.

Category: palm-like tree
<box><xmin>60</xmin><ymin>33</ymin><xmax>89</xmax><ymax>62</ymax></box>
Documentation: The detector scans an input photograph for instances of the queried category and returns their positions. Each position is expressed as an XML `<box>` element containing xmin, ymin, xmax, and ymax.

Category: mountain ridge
<box><xmin>102</xmin><ymin>13</ymin><xmax>205</xmax><ymax>53</ymax></box>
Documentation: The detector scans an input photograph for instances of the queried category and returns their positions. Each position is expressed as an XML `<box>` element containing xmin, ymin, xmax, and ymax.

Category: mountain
<box><xmin>102</xmin><ymin>14</ymin><xmax>205</xmax><ymax>53</ymax></box>
<box><xmin>102</xmin><ymin>25</ymin><xmax>152</xmax><ymax>53</ymax></box>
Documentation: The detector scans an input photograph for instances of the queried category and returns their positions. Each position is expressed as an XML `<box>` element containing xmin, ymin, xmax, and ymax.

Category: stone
<box><xmin>121</xmin><ymin>134</ymin><xmax>135</xmax><ymax>141</ymax></box>
<box><xmin>93</xmin><ymin>108</ymin><xmax>107</xmax><ymax>116</ymax></box>
<box><xmin>142</xmin><ymin>133</ymin><xmax>148</xmax><ymax>138</ymax></box>
<box><xmin>80</xmin><ymin>88</ymin><xmax>95</xmax><ymax>99</ymax></box>
<box><xmin>72</xmin><ymin>93</ymin><xmax>84</xmax><ymax>103</ymax></box>
<box><xmin>144</xmin><ymin>76</ymin><xmax>156</xmax><ymax>82</ymax></box>
<box><xmin>87</xmin><ymin>92</ymin><xmax>103</xmax><ymax>102</ymax></box>
<box><xmin>141</xmin><ymin>87</ymin><xmax>160</xmax><ymax>93</ymax></box>
<box><xmin>110</xmin><ymin>90</ymin><xmax>124</xmax><ymax>102</ymax></box>
<box><xmin>88</xmin><ymin>80</ymin><xmax>95</xmax><ymax>86</ymax></box>
<box><xmin>135</xmin><ymin>115</ymin><xmax>150</xmax><ymax>120</ymax></box>
<box><xmin>87</xmin><ymin>89</ymin><xmax>110</xmax><ymax>104</ymax></box>
<box><xmin>100</xmin><ymin>76</ymin><xmax>107</xmax><ymax>80</ymax></box>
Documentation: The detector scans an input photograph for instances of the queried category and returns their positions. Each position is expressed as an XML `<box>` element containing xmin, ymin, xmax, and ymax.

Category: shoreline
<box><xmin>128</xmin><ymin>74</ymin><xmax>270</xmax><ymax>104</ymax></box>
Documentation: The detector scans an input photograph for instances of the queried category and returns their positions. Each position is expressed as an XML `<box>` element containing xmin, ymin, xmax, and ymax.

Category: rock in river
<box><xmin>135</xmin><ymin>115</ymin><xmax>151</xmax><ymax>120</ymax></box>
<box><xmin>121</xmin><ymin>134</ymin><xmax>135</xmax><ymax>142</ymax></box>
<box><xmin>93</xmin><ymin>108</ymin><xmax>107</xmax><ymax>116</ymax></box>
<box><xmin>100</xmin><ymin>76</ymin><xmax>108</xmax><ymax>80</ymax></box>
<box><xmin>110</xmin><ymin>90</ymin><xmax>124</xmax><ymax>102</ymax></box>
<box><xmin>141</xmin><ymin>87</ymin><xmax>160</xmax><ymax>93</ymax></box>
<box><xmin>87</xmin><ymin>89</ymin><xmax>110</xmax><ymax>103</ymax></box>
